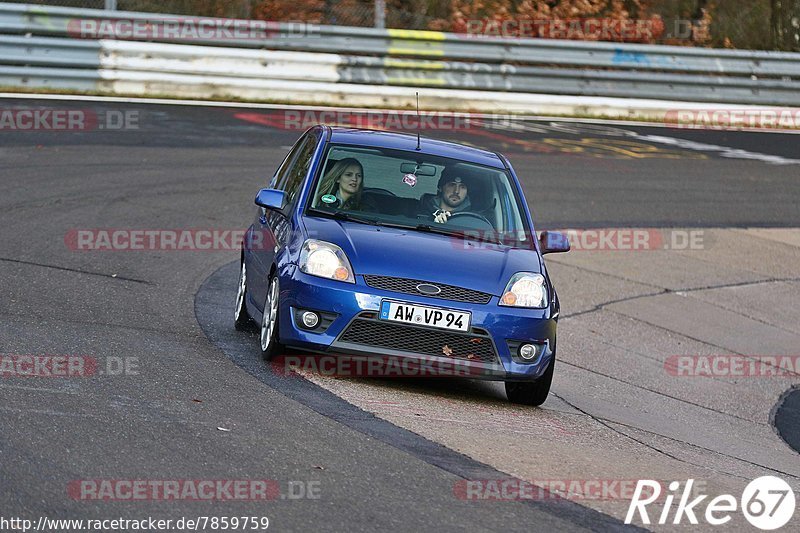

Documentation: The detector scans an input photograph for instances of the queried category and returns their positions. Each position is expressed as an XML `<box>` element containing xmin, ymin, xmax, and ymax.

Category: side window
<box><xmin>281</xmin><ymin>134</ymin><xmax>318</xmax><ymax>206</ymax></box>
<box><xmin>272</xmin><ymin>133</ymin><xmax>309</xmax><ymax>190</ymax></box>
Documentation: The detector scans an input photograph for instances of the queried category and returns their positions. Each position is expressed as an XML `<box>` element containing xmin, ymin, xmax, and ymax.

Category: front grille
<box><xmin>338</xmin><ymin>318</ymin><xmax>498</xmax><ymax>364</ymax></box>
<box><xmin>363</xmin><ymin>275</ymin><xmax>492</xmax><ymax>304</ymax></box>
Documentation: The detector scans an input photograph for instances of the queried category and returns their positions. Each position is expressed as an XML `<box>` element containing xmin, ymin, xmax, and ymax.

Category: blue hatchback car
<box><xmin>235</xmin><ymin>126</ymin><xmax>569</xmax><ymax>405</ymax></box>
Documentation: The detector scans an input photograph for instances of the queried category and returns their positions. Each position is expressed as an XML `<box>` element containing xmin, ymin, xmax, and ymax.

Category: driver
<box><xmin>419</xmin><ymin>169</ymin><xmax>473</xmax><ymax>224</ymax></box>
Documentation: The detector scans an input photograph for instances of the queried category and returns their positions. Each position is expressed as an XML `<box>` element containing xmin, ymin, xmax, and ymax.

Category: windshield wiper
<box><xmin>376</xmin><ymin>220</ymin><xmax>502</xmax><ymax>243</ymax></box>
<box><xmin>311</xmin><ymin>210</ymin><xmax>505</xmax><ymax>244</ymax></box>
<box><xmin>309</xmin><ymin>209</ymin><xmax>383</xmax><ymax>227</ymax></box>
<box><xmin>413</xmin><ymin>223</ymin><xmax>504</xmax><ymax>244</ymax></box>
<box><xmin>414</xmin><ymin>223</ymin><xmax>452</xmax><ymax>236</ymax></box>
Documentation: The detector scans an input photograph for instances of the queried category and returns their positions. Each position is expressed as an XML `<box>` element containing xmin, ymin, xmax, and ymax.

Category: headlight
<box><xmin>499</xmin><ymin>273</ymin><xmax>547</xmax><ymax>308</ymax></box>
<box><xmin>299</xmin><ymin>239</ymin><xmax>355</xmax><ymax>283</ymax></box>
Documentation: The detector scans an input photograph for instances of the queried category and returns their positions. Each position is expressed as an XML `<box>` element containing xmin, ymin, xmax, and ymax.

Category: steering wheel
<box><xmin>447</xmin><ymin>212</ymin><xmax>493</xmax><ymax>227</ymax></box>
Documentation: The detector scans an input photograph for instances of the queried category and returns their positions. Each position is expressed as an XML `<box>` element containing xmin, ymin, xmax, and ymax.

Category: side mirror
<box><xmin>539</xmin><ymin>231</ymin><xmax>570</xmax><ymax>254</ymax></box>
<box><xmin>255</xmin><ymin>188</ymin><xmax>287</xmax><ymax>211</ymax></box>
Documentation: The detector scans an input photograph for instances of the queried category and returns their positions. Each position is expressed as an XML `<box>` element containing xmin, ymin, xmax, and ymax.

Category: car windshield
<box><xmin>305</xmin><ymin>143</ymin><xmax>531</xmax><ymax>244</ymax></box>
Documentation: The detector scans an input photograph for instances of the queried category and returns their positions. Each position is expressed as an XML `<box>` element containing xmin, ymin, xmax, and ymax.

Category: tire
<box><xmin>505</xmin><ymin>356</ymin><xmax>555</xmax><ymax>406</ymax></box>
<box><xmin>234</xmin><ymin>259</ymin><xmax>252</xmax><ymax>330</ymax></box>
<box><xmin>259</xmin><ymin>275</ymin><xmax>284</xmax><ymax>361</ymax></box>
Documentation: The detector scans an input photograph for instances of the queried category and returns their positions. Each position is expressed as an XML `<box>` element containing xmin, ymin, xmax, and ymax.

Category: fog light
<box><xmin>519</xmin><ymin>344</ymin><xmax>538</xmax><ymax>361</ymax></box>
<box><xmin>301</xmin><ymin>311</ymin><xmax>319</xmax><ymax>328</ymax></box>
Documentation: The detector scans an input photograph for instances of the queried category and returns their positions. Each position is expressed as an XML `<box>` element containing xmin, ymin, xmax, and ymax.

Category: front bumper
<box><xmin>278</xmin><ymin>267</ymin><xmax>556</xmax><ymax>381</ymax></box>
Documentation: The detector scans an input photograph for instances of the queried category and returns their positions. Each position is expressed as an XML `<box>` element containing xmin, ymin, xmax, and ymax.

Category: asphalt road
<box><xmin>1</xmin><ymin>96</ymin><xmax>798</xmax><ymax>532</ymax></box>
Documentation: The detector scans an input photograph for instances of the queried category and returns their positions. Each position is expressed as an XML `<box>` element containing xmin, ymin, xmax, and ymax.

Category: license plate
<box><xmin>379</xmin><ymin>300</ymin><xmax>471</xmax><ymax>332</ymax></box>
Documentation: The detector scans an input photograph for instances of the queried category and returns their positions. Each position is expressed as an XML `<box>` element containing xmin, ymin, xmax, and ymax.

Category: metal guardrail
<box><xmin>0</xmin><ymin>65</ymin><xmax>98</xmax><ymax>90</ymax></box>
<box><xmin>2</xmin><ymin>2</ymin><xmax>800</xmax><ymax>106</ymax></box>
<box><xmin>0</xmin><ymin>35</ymin><xmax>99</xmax><ymax>67</ymax></box>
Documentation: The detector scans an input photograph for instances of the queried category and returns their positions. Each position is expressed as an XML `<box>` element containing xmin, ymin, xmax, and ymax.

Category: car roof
<box><xmin>325</xmin><ymin>126</ymin><xmax>507</xmax><ymax>169</ymax></box>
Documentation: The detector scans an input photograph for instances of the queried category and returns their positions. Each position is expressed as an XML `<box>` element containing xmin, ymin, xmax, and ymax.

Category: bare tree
<box><xmin>771</xmin><ymin>0</ymin><xmax>783</xmax><ymax>49</ymax></box>
<box><xmin>770</xmin><ymin>0</ymin><xmax>800</xmax><ymax>51</ymax></box>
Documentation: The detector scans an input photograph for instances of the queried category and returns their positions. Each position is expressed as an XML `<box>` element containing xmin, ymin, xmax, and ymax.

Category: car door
<box><xmin>246</xmin><ymin>130</ymin><xmax>320</xmax><ymax>313</ymax></box>
<box><xmin>245</xmin><ymin>133</ymin><xmax>307</xmax><ymax>310</ymax></box>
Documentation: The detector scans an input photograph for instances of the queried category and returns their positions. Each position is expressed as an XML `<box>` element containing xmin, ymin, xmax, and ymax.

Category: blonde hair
<box><xmin>316</xmin><ymin>157</ymin><xmax>364</xmax><ymax>209</ymax></box>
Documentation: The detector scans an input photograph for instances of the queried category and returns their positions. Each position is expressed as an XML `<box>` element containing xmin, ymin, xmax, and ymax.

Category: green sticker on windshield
<box><xmin>321</xmin><ymin>194</ymin><xmax>337</xmax><ymax>204</ymax></box>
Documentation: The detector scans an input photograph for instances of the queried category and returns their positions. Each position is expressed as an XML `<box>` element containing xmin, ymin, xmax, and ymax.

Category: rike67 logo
<box><xmin>626</xmin><ymin>477</ymin><xmax>796</xmax><ymax>530</ymax></box>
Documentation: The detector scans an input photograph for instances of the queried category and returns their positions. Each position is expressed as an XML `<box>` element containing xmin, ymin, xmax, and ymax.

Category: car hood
<box><xmin>302</xmin><ymin>216</ymin><xmax>541</xmax><ymax>296</ymax></box>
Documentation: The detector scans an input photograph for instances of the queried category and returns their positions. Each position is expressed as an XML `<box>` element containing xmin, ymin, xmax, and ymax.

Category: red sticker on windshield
<box><xmin>402</xmin><ymin>173</ymin><xmax>418</xmax><ymax>187</ymax></box>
